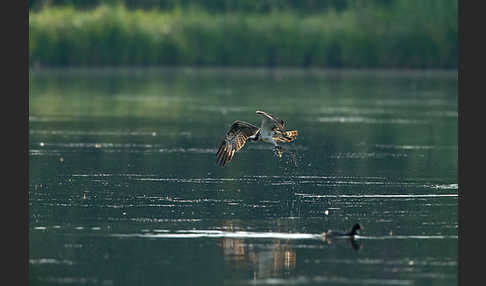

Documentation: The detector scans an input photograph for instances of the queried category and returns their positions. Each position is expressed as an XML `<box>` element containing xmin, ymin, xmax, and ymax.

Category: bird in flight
<box><xmin>216</xmin><ymin>110</ymin><xmax>298</xmax><ymax>167</ymax></box>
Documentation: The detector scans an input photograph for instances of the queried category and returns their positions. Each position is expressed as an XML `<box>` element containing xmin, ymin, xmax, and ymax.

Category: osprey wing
<box><xmin>216</xmin><ymin>120</ymin><xmax>260</xmax><ymax>167</ymax></box>
<box><xmin>256</xmin><ymin>110</ymin><xmax>285</xmax><ymax>132</ymax></box>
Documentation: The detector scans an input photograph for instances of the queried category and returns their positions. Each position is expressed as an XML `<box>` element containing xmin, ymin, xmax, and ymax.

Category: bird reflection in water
<box><xmin>217</xmin><ymin>223</ymin><xmax>363</xmax><ymax>279</ymax></box>
<box><xmin>217</xmin><ymin>221</ymin><xmax>363</xmax><ymax>279</ymax></box>
<box><xmin>218</xmin><ymin>220</ymin><xmax>296</xmax><ymax>278</ymax></box>
<box><xmin>219</xmin><ymin>238</ymin><xmax>296</xmax><ymax>279</ymax></box>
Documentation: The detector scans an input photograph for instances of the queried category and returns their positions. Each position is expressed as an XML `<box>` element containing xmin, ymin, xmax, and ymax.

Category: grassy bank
<box><xmin>29</xmin><ymin>1</ymin><xmax>457</xmax><ymax>69</ymax></box>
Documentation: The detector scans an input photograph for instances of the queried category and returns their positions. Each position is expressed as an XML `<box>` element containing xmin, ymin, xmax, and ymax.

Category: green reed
<box><xmin>29</xmin><ymin>1</ymin><xmax>457</xmax><ymax>69</ymax></box>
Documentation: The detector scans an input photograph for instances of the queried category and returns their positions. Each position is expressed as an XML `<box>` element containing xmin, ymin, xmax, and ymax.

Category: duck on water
<box><xmin>321</xmin><ymin>223</ymin><xmax>363</xmax><ymax>240</ymax></box>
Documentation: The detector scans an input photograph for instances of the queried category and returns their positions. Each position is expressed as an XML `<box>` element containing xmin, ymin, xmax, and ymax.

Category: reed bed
<box><xmin>29</xmin><ymin>1</ymin><xmax>457</xmax><ymax>68</ymax></box>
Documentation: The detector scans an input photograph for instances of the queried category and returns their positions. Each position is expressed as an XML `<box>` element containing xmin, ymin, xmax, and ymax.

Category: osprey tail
<box><xmin>274</xmin><ymin>130</ymin><xmax>298</xmax><ymax>143</ymax></box>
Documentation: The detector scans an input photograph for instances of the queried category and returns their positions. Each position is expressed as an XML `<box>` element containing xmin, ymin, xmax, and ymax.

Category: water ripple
<box><xmin>295</xmin><ymin>193</ymin><xmax>458</xmax><ymax>199</ymax></box>
<box><xmin>111</xmin><ymin>230</ymin><xmax>457</xmax><ymax>241</ymax></box>
<box><xmin>314</xmin><ymin>116</ymin><xmax>429</xmax><ymax>125</ymax></box>
<box><xmin>112</xmin><ymin>230</ymin><xmax>320</xmax><ymax>240</ymax></box>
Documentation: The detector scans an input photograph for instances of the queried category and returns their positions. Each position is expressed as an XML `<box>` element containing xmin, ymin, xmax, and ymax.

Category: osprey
<box><xmin>216</xmin><ymin>110</ymin><xmax>298</xmax><ymax>167</ymax></box>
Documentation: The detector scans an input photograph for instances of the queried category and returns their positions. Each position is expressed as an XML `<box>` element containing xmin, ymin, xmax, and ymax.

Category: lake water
<box><xmin>29</xmin><ymin>68</ymin><xmax>458</xmax><ymax>286</ymax></box>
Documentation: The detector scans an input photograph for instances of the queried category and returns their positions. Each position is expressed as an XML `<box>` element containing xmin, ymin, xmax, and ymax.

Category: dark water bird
<box><xmin>321</xmin><ymin>223</ymin><xmax>363</xmax><ymax>240</ymax></box>
<box><xmin>216</xmin><ymin>110</ymin><xmax>298</xmax><ymax>167</ymax></box>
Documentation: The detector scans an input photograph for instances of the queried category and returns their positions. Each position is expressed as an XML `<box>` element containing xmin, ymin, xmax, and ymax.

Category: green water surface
<box><xmin>29</xmin><ymin>68</ymin><xmax>458</xmax><ymax>286</ymax></box>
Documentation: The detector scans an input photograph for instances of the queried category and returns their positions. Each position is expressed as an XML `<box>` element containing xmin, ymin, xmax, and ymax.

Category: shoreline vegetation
<box><xmin>29</xmin><ymin>1</ymin><xmax>457</xmax><ymax>69</ymax></box>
